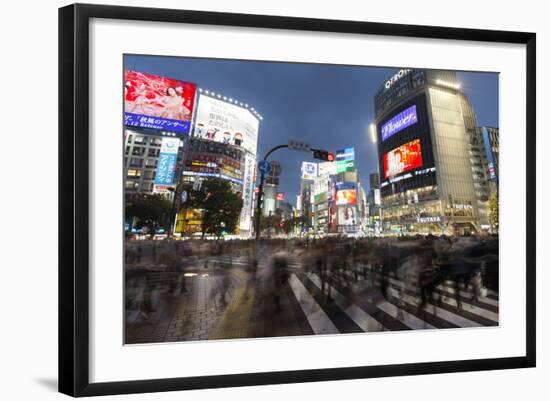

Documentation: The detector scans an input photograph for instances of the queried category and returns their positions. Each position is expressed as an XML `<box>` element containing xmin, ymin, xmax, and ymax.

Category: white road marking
<box><xmin>306</xmin><ymin>273</ymin><xmax>384</xmax><ymax>332</ymax></box>
<box><xmin>288</xmin><ymin>274</ymin><xmax>340</xmax><ymax>335</ymax></box>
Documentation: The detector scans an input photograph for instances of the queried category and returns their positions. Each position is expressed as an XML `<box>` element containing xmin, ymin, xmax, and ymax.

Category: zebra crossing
<box><xmin>208</xmin><ymin>255</ymin><xmax>499</xmax><ymax>334</ymax></box>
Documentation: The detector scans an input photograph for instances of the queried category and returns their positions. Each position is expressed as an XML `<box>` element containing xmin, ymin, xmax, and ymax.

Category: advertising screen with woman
<box><xmin>124</xmin><ymin>70</ymin><xmax>197</xmax><ymax>134</ymax></box>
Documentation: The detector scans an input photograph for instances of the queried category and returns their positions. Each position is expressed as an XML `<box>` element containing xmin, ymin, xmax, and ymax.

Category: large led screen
<box><xmin>383</xmin><ymin>138</ymin><xmax>423</xmax><ymax>178</ymax></box>
<box><xmin>335</xmin><ymin>182</ymin><xmax>358</xmax><ymax>205</ymax></box>
<box><xmin>124</xmin><ymin>70</ymin><xmax>197</xmax><ymax>134</ymax></box>
<box><xmin>381</xmin><ymin>105</ymin><xmax>418</xmax><ymax>141</ymax></box>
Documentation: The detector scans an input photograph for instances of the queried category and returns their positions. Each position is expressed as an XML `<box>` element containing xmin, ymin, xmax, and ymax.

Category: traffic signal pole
<box><xmin>253</xmin><ymin>143</ymin><xmax>335</xmax><ymax>241</ymax></box>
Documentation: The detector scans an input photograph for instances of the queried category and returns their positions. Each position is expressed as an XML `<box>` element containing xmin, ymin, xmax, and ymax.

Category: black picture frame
<box><xmin>59</xmin><ymin>3</ymin><xmax>536</xmax><ymax>397</ymax></box>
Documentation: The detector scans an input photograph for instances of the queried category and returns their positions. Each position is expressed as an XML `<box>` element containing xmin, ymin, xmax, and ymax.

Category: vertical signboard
<box><xmin>239</xmin><ymin>154</ymin><xmax>256</xmax><ymax>231</ymax></box>
<box><xmin>482</xmin><ymin>127</ymin><xmax>497</xmax><ymax>181</ymax></box>
<box><xmin>154</xmin><ymin>137</ymin><xmax>180</xmax><ymax>185</ymax></box>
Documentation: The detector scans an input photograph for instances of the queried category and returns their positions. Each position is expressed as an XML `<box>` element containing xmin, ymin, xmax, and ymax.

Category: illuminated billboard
<box><xmin>154</xmin><ymin>137</ymin><xmax>180</xmax><ymax>185</ymax></box>
<box><xmin>124</xmin><ymin>70</ymin><xmax>197</xmax><ymax>134</ymax></box>
<box><xmin>338</xmin><ymin>206</ymin><xmax>357</xmax><ymax>226</ymax></box>
<box><xmin>301</xmin><ymin>162</ymin><xmax>318</xmax><ymax>180</ymax></box>
<box><xmin>383</xmin><ymin>138</ymin><xmax>423</xmax><ymax>178</ymax></box>
<box><xmin>381</xmin><ymin>105</ymin><xmax>418</xmax><ymax>141</ymax></box>
<box><xmin>193</xmin><ymin>94</ymin><xmax>259</xmax><ymax>155</ymax></box>
<box><xmin>276</xmin><ymin>192</ymin><xmax>285</xmax><ymax>201</ymax></box>
<box><xmin>336</xmin><ymin>147</ymin><xmax>355</xmax><ymax>173</ymax></box>
<box><xmin>335</xmin><ymin>183</ymin><xmax>357</xmax><ymax>206</ymax></box>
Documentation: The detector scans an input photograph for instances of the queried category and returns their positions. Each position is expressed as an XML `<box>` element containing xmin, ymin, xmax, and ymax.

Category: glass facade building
<box><xmin>374</xmin><ymin>69</ymin><xmax>487</xmax><ymax>235</ymax></box>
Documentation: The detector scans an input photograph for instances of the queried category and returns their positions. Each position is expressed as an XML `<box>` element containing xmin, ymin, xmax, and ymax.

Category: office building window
<box><xmin>127</xmin><ymin>169</ymin><xmax>141</xmax><ymax>178</ymax></box>
<box><xmin>130</xmin><ymin>158</ymin><xmax>143</xmax><ymax>167</ymax></box>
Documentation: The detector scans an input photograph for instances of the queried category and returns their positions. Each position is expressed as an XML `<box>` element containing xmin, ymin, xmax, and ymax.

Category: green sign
<box><xmin>336</xmin><ymin>160</ymin><xmax>355</xmax><ymax>173</ymax></box>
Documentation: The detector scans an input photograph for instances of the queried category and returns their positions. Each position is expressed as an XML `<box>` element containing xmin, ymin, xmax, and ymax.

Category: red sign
<box><xmin>124</xmin><ymin>70</ymin><xmax>197</xmax><ymax>123</ymax></box>
<box><xmin>276</xmin><ymin>192</ymin><xmax>285</xmax><ymax>201</ymax></box>
<box><xmin>383</xmin><ymin>139</ymin><xmax>423</xmax><ymax>178</ymax></box>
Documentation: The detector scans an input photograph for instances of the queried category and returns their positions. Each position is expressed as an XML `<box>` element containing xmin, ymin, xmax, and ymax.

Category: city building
<box><xmin>374</xmin><ymin>68</ymin><xmax>497</xmax><ymax>235</ymax></box>
<box><xmin>298</xmin><ymin>152</ymin><xmax>367</xmax><ymax>237</ymax></box>
<box><xmin>124</xmin><ymin>129</ymin><xmax>185</xmax><ymax>199</ymax></box>
<box><xmin>479</xmin><ymin>126</ymin><xmax>499</xmax><ymax>188</ymax></box>
<box><xmin>174</xmin><ymin>90</ymin><xmax>261</xmax><ymax>237</ymax></box>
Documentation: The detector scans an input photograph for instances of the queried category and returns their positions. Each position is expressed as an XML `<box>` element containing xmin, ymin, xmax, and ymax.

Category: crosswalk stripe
<box><xmin>334</xmin><ymin>268</ymin><xmax>498</xmax><ymax>317</ymax></box>
<box><xmin>436</xmin><ymin>284</ymin><xmax>498</xmax><ymax>308</ymax></box>
<box><xmin>305</xmin><ymin>273</ymin><xmax>385</xmax><ymax>332</ymax></box>
<box><xmin>436</xmin><ymin>284</ymin><xmax>499</xmax><ymax>308</ymax></box>
<box><xmin>386</xmin><ymin>286</ymin><xmax>483</xmax><ymax>328</ymax></box>
<box><xmin>202</xmin><ymin>256</ymin><xmax>497</xmax><ymax>330</ymax></box>
<box><xmin>294</xmin><ymin>274</ymin><xmax>364</xmax><ymax>333</ymax></box>
<box><xmin>288</xmin><ymin>274</ymin><xmax>340</xmax><ymax>335</ymax></box>
<box><xmin>385</xmin><ymin>277</ymin><xmax>499</xmax><ymax>323</ymax></box>
<box><xmin>312</xmin><ymin>273</ymin><xmax>434</xmax><ymax>331</ymax></box>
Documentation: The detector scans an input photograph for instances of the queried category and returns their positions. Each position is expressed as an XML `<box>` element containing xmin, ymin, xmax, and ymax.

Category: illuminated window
<box><xmin>127</xmin><ymin>169</ymin><xmax>141</xmax><ymax>178</ymax></box>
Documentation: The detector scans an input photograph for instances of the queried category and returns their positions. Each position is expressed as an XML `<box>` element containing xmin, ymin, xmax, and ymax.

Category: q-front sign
<box><xmin>385</xmin><ymin>69</ymin><xmax>411</xmax><ymax>90</ymax></box>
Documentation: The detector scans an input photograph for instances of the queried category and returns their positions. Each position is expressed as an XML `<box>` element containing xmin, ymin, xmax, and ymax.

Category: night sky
<box><xmin>124</xmin><ymin>55</ymin><xmax>499</xmax><ymax>206</ymax></box>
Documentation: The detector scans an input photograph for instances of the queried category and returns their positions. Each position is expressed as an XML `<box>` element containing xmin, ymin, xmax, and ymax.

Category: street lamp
<box><xmin>369</xmin><ymin>123</ymin><xmax>377</xmax><ymax>144</ymax></box>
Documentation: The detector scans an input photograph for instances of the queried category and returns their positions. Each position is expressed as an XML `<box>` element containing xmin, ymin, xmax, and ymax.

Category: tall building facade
<box><xmin>174</xmin><ymin>90</ymin><xmax>261</xmax><ymax>237</ymax></box>
<box><xmin>124</xmin><ymin>130</ymin><xmax>185</xmax><ymax>199</ymax></box>
<box><xmin>374</xmin><ymin>69</ymin><xmax>492</xmax><ymax>235</ymax></box>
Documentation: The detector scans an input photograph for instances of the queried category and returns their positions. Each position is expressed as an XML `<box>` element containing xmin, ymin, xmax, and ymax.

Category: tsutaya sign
<box><xmin>384</xmin><ymin>69</ymin><xmax>411</xmax><ymax>90</ymax></box>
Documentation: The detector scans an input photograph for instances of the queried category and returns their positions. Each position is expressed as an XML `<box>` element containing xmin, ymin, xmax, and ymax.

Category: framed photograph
<box><xmin>58</xmin><ymin>3</ymin><xmax>536</xmax><ymax>397</ymax></box>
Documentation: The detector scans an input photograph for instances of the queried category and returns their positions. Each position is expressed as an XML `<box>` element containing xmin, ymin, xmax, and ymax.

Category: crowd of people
<box><xmin>125</xmin><ymin>234</ymin><xmax>498</xmax><ymax>325</ymax></box>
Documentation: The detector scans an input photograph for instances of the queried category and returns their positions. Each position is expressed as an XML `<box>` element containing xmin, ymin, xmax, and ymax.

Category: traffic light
<box><xmin>312</xmin><ymin>149</ymin><xmax>335</xmax><ymax>161</ymax></box>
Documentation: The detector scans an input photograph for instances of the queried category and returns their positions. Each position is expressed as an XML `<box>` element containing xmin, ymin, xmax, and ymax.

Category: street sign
<box><xmin>288</xmin><ymin>139</ymin><xmax>310</xmax><ymax>152</ymax></box>
<box><xmin>258</xmin><ymin>160</ymin><xmax>271</xmax><ymax>175</ymax></box>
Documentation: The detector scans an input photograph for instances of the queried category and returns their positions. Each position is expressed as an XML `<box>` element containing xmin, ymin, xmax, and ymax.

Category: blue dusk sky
<box><xmin>124</xmin><ymin>55</ymin><xmax>499</xmax><ymax>207</ymax></box>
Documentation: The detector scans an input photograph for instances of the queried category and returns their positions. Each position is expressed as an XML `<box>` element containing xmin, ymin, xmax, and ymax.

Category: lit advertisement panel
<box><xmin>301</xmin><ymin>162</ymin><xmax>318</xmax><ymax>180</ymax></box>
<box><xmin>338</xmin><ymin>206</ymin><xmax>357</xmax><ymax>226</ymax></box>
<box><xmin>336</xmin><ymin>147</ymin><xmax>355</xmax><ymax>173</ymax></box>
<box><xmin>335</xmin><ymin>182</ymin><xmax>357</xmax><ymax>206</ymax></box>
<box><xmin>383</xmin><ymin>139</ymin><xmax>423</xmax><ymax>179</ymax></box>
<box><xmin>193</xmin><ymin>94</ymin><xmax>259</xmax><ymax>155</ymax></box>
<box><xmin>154</xmin><ymin>137</ymin><xmax>180</xmax><ymax>185</ymax></box>
<box><xmin>336</xmin><ymin>147</ymin><xmax>355</xmax><ymax>161</ymax></box>
<box><xmin>381</xmin><ymin>105</ymin><xmax>418</xmax><ymax>141</ymax></box>
<box><xmin>124</xmin><ymin>70</ymin><xmax>196</xmax><ymax>134</ymax></box>
<box><xmin>276</xmin><ymin>192</ymin><xmax>285</xmax><ymax>201</ymax></box>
